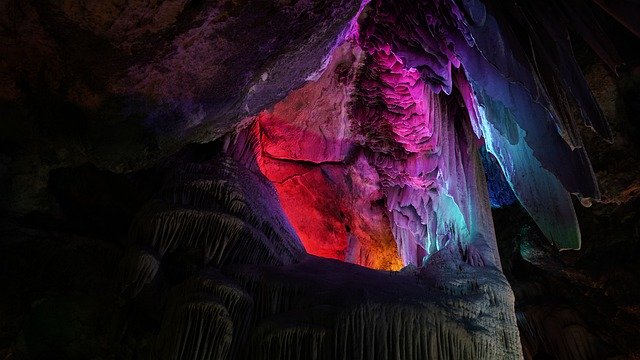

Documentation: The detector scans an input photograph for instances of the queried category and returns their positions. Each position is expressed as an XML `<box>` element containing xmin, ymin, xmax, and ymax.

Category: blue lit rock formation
<box><xmin>354</xmin><ymin>0</ymin><xmax>625</xmax><ymax>251</ymax></box>
<box><xmin>479</xmin><ymin>146</ymin><xmax>517</xmax><ymax>208</ymax></box>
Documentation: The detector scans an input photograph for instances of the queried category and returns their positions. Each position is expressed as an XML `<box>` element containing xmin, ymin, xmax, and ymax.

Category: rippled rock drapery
<box><xmin>118</xmin><ymin>135</ymin><xmax>522</xmax><ymax>359</ymax></box>
<box><xmin>232</xmin><ymin>253</ymin><xmax>522</xmax><ymax>360</ymax></box>
<box><xmin>121</xmin><ymin>152</ymin><xmax>306</xmax><ymax>297</ymax></box>
<box><xmin>351</xmin><ymin>48</ymin><xmax>500</xmax><ymax>267</ymax></box>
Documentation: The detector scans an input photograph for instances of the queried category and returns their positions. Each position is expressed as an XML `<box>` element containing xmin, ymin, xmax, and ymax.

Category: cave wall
<box><xmin>1</xmin><ymin>0</ymin><xmax>639</xmax><ymax>359</ymax></box>
<box><xmin>0</xmin><ymin>0</ymin><xmax>364</xmax><ymax>214</ymax></box>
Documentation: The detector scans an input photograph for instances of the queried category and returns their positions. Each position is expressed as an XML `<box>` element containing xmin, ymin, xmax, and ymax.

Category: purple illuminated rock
<box><xmin>355</xmin><ymin>0</ymin><xmax>626</xmax><ymax>251</ymax></box>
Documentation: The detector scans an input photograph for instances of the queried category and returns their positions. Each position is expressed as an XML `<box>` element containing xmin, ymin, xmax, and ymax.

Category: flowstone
<box><xmin>120</xmin><ymin>145</ymin><xmax>522</xmax><ymax>359</ymax></box>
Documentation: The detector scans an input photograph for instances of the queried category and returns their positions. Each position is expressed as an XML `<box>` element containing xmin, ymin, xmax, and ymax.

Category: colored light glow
<box><xmin>249</xmin><ymin>43</ymin><xmax>405</xmax><ymax>271</ymax></box>
<box><xmin>255</xmin><ymin>113</ymin><xmax>404</xmax><ymax>271</ymax></box>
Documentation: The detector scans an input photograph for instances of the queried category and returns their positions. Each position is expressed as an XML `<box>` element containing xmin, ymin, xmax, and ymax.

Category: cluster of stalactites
<box><xmin>351</xmin><ymin>46</ymin><xmax>498</xmax><ymax>267</ymax></box>
<box><xmin>154</xmin><ymin>269</ymin><xmax>254</xmax><ymax>360</ymax></box>
<box><xmin>120</xmin><ymin>153</ymin><xmax>306</xmax><ymax>297</ymax></box>
<box><xmin>354</xmin><ymin>0</ymin><xmax>621</xmax><ymax>251</ymax></box>
<box><xmin>226</xmin><ymin>256</ymin><xmax>522</xmax><ymax>359</ymax></box>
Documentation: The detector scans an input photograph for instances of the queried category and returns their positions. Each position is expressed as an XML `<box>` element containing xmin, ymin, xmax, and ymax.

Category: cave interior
<box><xmin>1</xmin><ymin>0</ymin><xmax>640</xmax><ymax>359</ymax></box>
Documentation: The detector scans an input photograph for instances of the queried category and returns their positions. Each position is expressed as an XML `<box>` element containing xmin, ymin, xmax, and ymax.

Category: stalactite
<box><xmin>226</xmin><ymin>255</ymin><xmax>522</xmax><ymax>360</ymax></box>
<box><xmin>354</xmin><ymin>0</ymin><xmax>620</xmax><ymax>251</ymax></box>
<box><xmin>154</xmin><ymin>269</ymin><xmax>254</xmax><ymax>360</ymax></box>
<box><xmin>230</xmin><ymin>266</ymin><xmax>310</xmax><ymax>324</ymax></box>
<box><xmin>155</xmin><ymin>293</ymin><xmax>233</xmax><ymax>360</ymax></box>
<box><xmin>130</xmin><ymin>202</ymin><xmax>296</xmax><ymax>266</ymax></box>
<box><xmin>119</xmin><ymin>247</ymin><xmax>160</xmax><ymax>297</ymax></box>
<box><xmin>159</xmin><ymin>179</ymin><xmax>295</xmax><ymax>258</ymax></box>
<box><xmin>351</xmin><ymin>43</ymin><xmax>498</xmax><ymax>267</ymax></box>
<box><xmin>121</xmin><ymin>156</ymin><xmax>305</xmax><ymax>295</ymax></box>
<box><xmin>247</xmin><ymin>313</ymin><xmax>327</xmax><ymax>360</ymax></box>
<box><xmin>164</xmin><ymin>159</ymin><xmax>305</xmax><ymax>258</ymax></box>
<box><xmin>330</xmin><ymin>303</ymin><xmax>506</xmax><ymax>360</ymax></box>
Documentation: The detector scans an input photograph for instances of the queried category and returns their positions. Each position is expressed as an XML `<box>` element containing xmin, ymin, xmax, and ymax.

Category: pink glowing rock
<box><xmin>258</xmin><ymin>152</ymin><xmax>402</xmax><ymax>270</ymax></box>
<box><xmin>257</xmin><ymin>44</ymin><xmax>361</xmax><ymax>164</ymax></box>
<box><xmin>245</xmin><ymin>42</ymin><xmax>404</xmax><ymax>270</ymax></box>
<box><xmin>246</xmin><ymin>34</ymin><xmax>503</xmax><ymax>269</ymax></box>
<box><xmin>350</xmin><ymin>42</ymin><xmax>498</xmax><ymax>267</ymax></box>
<box><xmin>353</xmin><ymin>0</ymin><xmax>624</xmax><ymax>252</ymax></box>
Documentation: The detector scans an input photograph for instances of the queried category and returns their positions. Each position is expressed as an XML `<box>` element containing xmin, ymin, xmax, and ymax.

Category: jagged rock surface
<box><xmin>0</xmin><ymin>0</ymin><xmax>364</xmax><ymax>214</ymax></box>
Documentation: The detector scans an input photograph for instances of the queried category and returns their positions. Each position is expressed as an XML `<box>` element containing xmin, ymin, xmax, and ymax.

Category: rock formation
<box><xmin>1</xmin><ymin>0</ymin><xmax>639</xmax><ymax>359</ymax></box>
